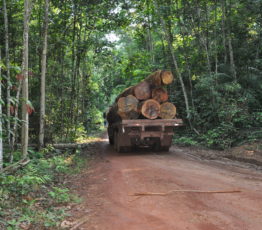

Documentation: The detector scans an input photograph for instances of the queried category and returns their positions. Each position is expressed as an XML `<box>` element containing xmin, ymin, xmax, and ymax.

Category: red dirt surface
<box><xmin>69</xmin><ymin>138</ymin><xmax>262</xmax><ymax>230</ymax></box>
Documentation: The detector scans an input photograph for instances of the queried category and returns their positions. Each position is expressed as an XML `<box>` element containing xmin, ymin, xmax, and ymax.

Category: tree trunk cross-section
<box><xmin>152</xmin><ymin>87</ymin><xmax>169</xmax><ymax>103</ymax></box>
<box><xmin>160</xmin><ymin>102</ymin><xmax>177</xmax><ymax>119</ymax></box>
<box><xmin>117</xmin><ymin>95</ymin><xmax>139</xmax><ymax>120</ymax></box>
<box><xmin>161</xmin><ymin>71</ymin><xmax>174</xmax><ymax>85</ymax></box>
<box><xmin>134</xmin><ymin>81</ymin><xmax>151</xmax><ymax>100</ymax></box>
<box><xmin>141</xmin><ymin>99</ymin><xmax>160</xmax><ymax>119</ymax></box>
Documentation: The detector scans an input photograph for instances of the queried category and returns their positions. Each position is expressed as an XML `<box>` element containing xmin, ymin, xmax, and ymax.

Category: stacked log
<box><xmin>107</xmin><ymin>70</ymin><xmax>177</xmax><ymax>123</ymax></box>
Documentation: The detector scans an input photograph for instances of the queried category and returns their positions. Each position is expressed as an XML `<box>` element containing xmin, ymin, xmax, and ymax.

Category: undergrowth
<box><xmin>173</xmin><ymin>125</ymin><xmax>262</xmax><ymax>150</ymax></box>
<box><xmin>0</xmin><ymin>146</ymin><xmax>89</xmax><ymax>230</ymax></box>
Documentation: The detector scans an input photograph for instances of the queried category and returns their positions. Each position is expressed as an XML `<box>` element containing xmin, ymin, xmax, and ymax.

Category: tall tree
<box><xmin>39</xmin><ymin>0</ymin><xmax>49</xmax><ymax>149</ymax></box>
<box><xmin>154</xmin><ymin>0</ymin><xmax>190</xmax><ymax>119</ymax></box>
<box><xmin>0</xmin><ymin>49</ymin><xmax>3</xmax><ymax>170</ymax></box>
<box><xmin>21</xmin><ymin>0</ymin><xmax>32</xmax><ymax>158</ymax></box>
<box><xmin>3</xmin><ymin>0</ymin><xmax>11</xmax><ymax>148</ymax></box>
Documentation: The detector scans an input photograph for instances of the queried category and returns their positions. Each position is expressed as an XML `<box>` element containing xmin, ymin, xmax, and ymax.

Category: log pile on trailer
<box><xmin>106</xmin><ymin>70</ymin><xmax>177</xmax><ymax>123</ymax></box>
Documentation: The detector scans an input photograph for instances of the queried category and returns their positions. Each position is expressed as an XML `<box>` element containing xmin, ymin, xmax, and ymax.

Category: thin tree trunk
<box><xmin>10</xmin><ymin>79</ymin><xmax>22</xmax><ymax>155</ymax></box>
<box><xmin>221</xmin><ymin>0</ymin><xmax>228</xmax><ymax>64</ymax></box>
<box><xmin>154</xmin><ymin>1</ymin><xmax>190</xmax><ymax>119</ymax></box>
<box><xmin>214</xmin><ymin>0</ymin><xmax>218</xmax><ymax>74</ymax></box>
<box><xmin>0</xmin><ymin>50</ymin><xmax>3</xmax><ymax>170</ymax></box>
<box><xmin>227</xmin><ymin>32</ymin><xmax>237</xmax><ymax>79</ymax></box>
<box><xmin>3</xmin><ymin>0</ymin><xmax>11</xmax><ymax>148</ymax></box>
<box><xmin>227</xmin><ymin>0</ymin><xmax>237</xmax><ymax>80</ymax></box>
<box><xmin>21</xmin><ymin>0</ymin><xmax>32</xmax><ymax>159</ymax></box>
<box><xmin>39</xmin><ymin>0</ymin><xmax>49</xmax><ymax>149</ymax></box>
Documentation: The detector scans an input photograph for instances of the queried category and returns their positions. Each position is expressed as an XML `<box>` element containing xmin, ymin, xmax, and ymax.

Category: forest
<box><xmin>0</xmin><ymin>0</ymin><xmax>261</xmax><ymax>229</ymax></box>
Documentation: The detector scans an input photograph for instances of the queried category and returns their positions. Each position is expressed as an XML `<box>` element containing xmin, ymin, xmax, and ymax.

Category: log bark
<box><xmin>141</xmin><ymin>99</ymin><xmax>160</xmax><ymax>119</ymax></box>
<box><xmin>115</xmin><ymin>86</ymin><xmax>135</xmax><ymax>102</ymax></box>
<box><xmin>134</xmin><ymin>81</ymin><xmax>151</xmax><ymax>100</ymax></box>
<box><xmin>145</xmin><ymin>70</ymin><xmax>162</xmax><ymax>86</ymax></box>
<box><xmin>159</xmin><ymin>102</ymin><xmax>176</xmax><ymax>119</ymax></box>
<box><xmin>161</xmin><ymin>70</ymin><xmax>174</xmax><ymax>85</ymax></box>
<box><xmin>106</xmin><ymin>104</ymin><xmax>121</xmax><ymax>124</ymax></box>
<box><xmin>117</xmin><ymin>95</ymin><xmax>139</xmax><ymax>119</ymax></box>
<box><xmin>152</xmin><ymin>87</ymin><xmax>168</xmax><ymax>103</ymax></box>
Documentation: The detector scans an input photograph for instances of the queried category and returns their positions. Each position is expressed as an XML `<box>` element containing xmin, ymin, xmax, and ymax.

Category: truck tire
<box><xmin>114</xmin><ymin>131</ymin><xmax>118</xmax><ymax>151</ymax></box>
<box><xmin>113</xmin><ymin>131</ymin><xmax>130</xmax><ymax>153</ymax></box>
<box><xmin>161</xmin><ymin>146</ymin><xmax>170</xmax><ymax>152</ymax></box>
<box><xmin>109</xmin><ymin>135</ymin><xmax>114</xmax><ymax>145</ymax></box>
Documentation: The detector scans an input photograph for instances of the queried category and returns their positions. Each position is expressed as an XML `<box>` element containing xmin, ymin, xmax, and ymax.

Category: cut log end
<box><xmin>160</xmin><ymin>102</ymin><xmax>176</xmax><ymax>119</ymax></box>
<box><xmin>141</xmin><ymin>99</ymin><xmax>160</xmax><ymax>119</ymax></box>
<box><xmin>152</xmin><ymin>87</ymin><xmax>169</xmax><ymax>103</ymax></box>
<box><xmin>161</xmin><ymin>71</ymin><xmax>174</xmax><ymax>85</ymax></box>
<box><xmin>134</xmin><ymin>81</ymin><xmax>151</xmax><ymax>100</ymax></box>
<box><xmin>117</xmin><ymin>95</ymin><xmax>139</xmax><ymax>119</ymax></box>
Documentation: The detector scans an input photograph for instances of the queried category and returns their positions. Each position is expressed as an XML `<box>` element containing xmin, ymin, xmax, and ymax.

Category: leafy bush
<box><xmin>0</xmin><ymin>149</ymin><xmax>87</xmax><ymax>230</ymax></box>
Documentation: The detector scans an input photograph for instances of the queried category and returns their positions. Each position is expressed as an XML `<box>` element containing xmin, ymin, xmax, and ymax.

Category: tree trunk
<box><xmin>152</xmin><ymin>87</ymin><xmax>168</xmax><ymax>103</ymax></box>
<box><xmin>161</xmin><ymin>71</ymin><xmax>174</xmax><ymax>85</ymax></box>
<box><xmin>221</xmin><ymin>0</ymin><xmax>228</xmax><ymax>64</ymax></box>
<box><xmin>134</xmin><ymin>81</ymin><xmax>151</xmax><ymax>100</ymax></box>
<box><xmin>155</xmin><ymin>1</ymin><xmax>190</xmax><ymax>119</ymax></box>
<box><xmin>21</xmin><ymin>0</ymin><xmax>32</xmax><ymax>159</ymax></box>
<box><xmin>3</xmin><ymin>0</ymin><xmax>11</xmax><ymax>148</ymax></box>
<box><xmin>106</xmin><ymin>104</ymin><xmax>121</xmax><ymax>124</ymax></box>
<box><xmin>115</xmin><ymin>86</ymin><xmax>135</xmax><ymax>102</ymax></box>
<box><xmin>227</xmin><ymin>0</ymin><xmax>237</xmax><ymax>80</ymax></box>
<box><xmin>0</xmin><ymin>50</ymin><xmax>3</xmax><ymax>170</ymax></box>
<box><xmin>141</xmin><ymin>99</ymin><xmax>160</xmax><ymax>119</ymax></box>
<box><xmin>145</xmin><ymin>70</ymin><xmax>162</xmax><ymax>86</ymax></box>
<box><xmin>10</xmin><ymin>79</ymin><xmax>22</xmax><ymax>154</ymax></box>
<box><xmin>159</xmin><ymin>102</ymin><xmax>177</xmax><ymax>119</ymax></box>
<box><xmin>39</xmin><ymin>0</ymin><xmax>49</xmax><ymax>149</ymax></box>
<box><xmin>117</xmin><ymin>95</ymin><xmax>139</xmax><ymax>119</ymax></box>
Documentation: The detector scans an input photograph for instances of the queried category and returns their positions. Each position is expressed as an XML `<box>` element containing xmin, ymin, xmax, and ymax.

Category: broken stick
<box><xmin>129</xmin><ymin>189</ymin><xmax>241</xmax><ymax>196</ymax></box>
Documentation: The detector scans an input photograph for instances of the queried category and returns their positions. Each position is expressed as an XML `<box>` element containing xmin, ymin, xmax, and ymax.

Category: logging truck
<box><xmin>107</xmin><ymin>118</ymin><xmax>183</xmax><ymax>152</ymax></box>
<box><xmin>106</xmin><ymin>70</ymin><xmax>182</xmax><ymax>152</ymax></box>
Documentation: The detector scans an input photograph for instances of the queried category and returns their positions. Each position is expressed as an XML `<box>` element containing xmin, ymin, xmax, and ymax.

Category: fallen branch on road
<box><xmin>129</xmin><ymin>189</ymin><xmax>241</xmax><ymax>196</ymax></box>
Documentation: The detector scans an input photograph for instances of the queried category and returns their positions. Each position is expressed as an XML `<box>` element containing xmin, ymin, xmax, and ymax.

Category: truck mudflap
<box><xmin>108</xmin><ymin>119</ymin><xmax>183</xmax><ymax>153</ymax></box>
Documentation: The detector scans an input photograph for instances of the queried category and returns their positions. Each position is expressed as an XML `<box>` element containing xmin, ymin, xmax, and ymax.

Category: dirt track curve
<box><xmin>70</xmin><ymin>137</ymin><xmax>262</xmax><ymax>230</ymax></box>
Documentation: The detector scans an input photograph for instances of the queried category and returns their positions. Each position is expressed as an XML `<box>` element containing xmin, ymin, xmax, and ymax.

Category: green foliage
<box><xmin>173</xmin><ymin>136</ymin><xmax>198</xmax><ymax>147</ymax></box>
<box><xmin>0</xmin><ymin>148</ymin><xmax>88</xmax><ymax>230</ymax></box>
<box><xmin>48</xmin><ymin>187</ymin><xmax>71</xmax><ymax>204</ymax></box>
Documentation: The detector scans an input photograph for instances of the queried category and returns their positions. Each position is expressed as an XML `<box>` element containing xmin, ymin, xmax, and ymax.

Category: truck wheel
<box><xmin>109</xmin><ymin>135</ymin><xmax>114</xmax><ymax>145</ymax></box>
<box><xmin>161</xmin><ymin>146</ymin><xmax>170</xmax><ymax>152</ymax></box>
<box><xmin>114</xmin><ymin>131</ymin><xmax>118</xmax><ymax>151</ymax></box>
<box><xmin>153</xmin><ymin>141</ymin><xmax>161</xmax><ymax>152</ymax></box>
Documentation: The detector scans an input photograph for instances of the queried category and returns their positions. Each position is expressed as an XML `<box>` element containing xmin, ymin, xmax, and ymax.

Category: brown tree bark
<box><xmin>145</xmin><ymin>70</ymin><xmax>162</xmax><ymax>86</ymax></box>
<box><xmin>115</xmin><ymin>86</ymin><xmax>135</xmax><ymax>102</ymax></box>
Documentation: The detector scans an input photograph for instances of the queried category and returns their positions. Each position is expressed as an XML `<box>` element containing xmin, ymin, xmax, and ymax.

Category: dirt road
<box><xmin>70</xmin><ymin>137</ymin><xmax>262</xmax><ymax>230</ymax></box>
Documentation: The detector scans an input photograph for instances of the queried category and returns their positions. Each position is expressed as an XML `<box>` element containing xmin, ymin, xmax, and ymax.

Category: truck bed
<box><xmin>108</xmin><ymin>119</ymin><xmax>183</xmax><ymax>152</ymax></box>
